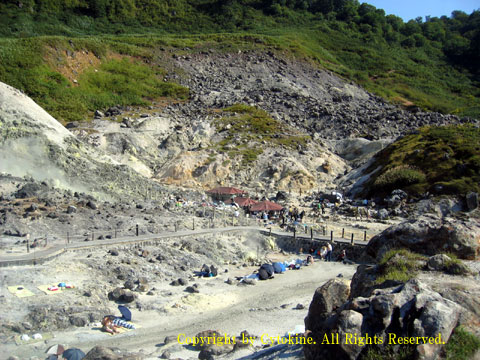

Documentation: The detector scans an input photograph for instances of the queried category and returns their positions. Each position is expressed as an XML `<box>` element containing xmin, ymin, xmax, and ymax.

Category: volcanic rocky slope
<box><xmin>62</xmin><ymin>49</ymin><xmax>477</xmax><ymax>194</ymax></box>
<box><xmin>1</xmin><ymin>47</ymin><xmax>478</xmax><ymax>245</ymax></box>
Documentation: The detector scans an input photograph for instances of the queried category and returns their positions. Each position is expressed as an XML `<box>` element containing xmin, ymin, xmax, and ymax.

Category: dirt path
<box><xmin>3</xmin><ymin>258</ymin><xmax>357</xmax><ymax>359</ymax></box>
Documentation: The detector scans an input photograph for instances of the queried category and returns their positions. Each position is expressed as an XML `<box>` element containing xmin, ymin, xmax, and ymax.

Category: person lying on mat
<box><xmin>101</xmin><ymin>316</ymin><xmax>120</xmax><ymax>334</ymax></box>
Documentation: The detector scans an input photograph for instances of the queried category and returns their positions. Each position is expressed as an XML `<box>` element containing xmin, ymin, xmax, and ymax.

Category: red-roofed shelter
<box><xmin>249</xmin><ymin>200</ymin><xmax>283</xmax><ymax>212</ymax></box>
<box><xmin>206</xmin><ymin>187</ymin><xmax>247</xmax><ymax>201</ymax></box>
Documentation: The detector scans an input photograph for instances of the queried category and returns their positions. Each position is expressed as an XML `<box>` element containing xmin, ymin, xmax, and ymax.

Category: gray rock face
<box><xmin>376</xmin><ymin>208</ymin><xmax>389</xmax><ymax>220</ymax></box>
<box><xmin>348</xmin><ymin>264</ymin><xmax>398</xmax><ymax>299</ymax></box>
<box><xmin>304</xmin><ymin>279</ymin><xmax>351</xmax><ymax>332</ymax></box>
<box><xmin>384</xmin><ymin>189</ymin><xmax>407</xmax><ymax>209</ymax></box>
<box><xmin>427</xmin><ymin>254</ymin><xmax>451</xmax><ymax>271</ymax></box>
<box><xmin>86</xmin><ymin>200</ymin><xmax>97</xmax><ymax>210</ymax></box>
<box><xmin>366</xmin><ymin>215</ymin><xmax>480</xmax><ymax>260</ymax></box>
<box><xmin>25</xmin><ymin>305</ymin><xmax>107</xmax><ymax>331</ymax></box>
<box><xmin>173</xmin><ymin>53</ymin><xmax>474</xmax><ymax>142</ymax></box>
<box><xmin>124</xmin><ymin>279</ymin><xmax>135</xmax><ymax>290</ymax></box>
<box><xmin>466</xmin><ymin>192</ymin><xmax>479</xmax><ymax>211</ymax></box>
<box><xmin>199</xmin><ymin>343</ymin><xmax>234</xmax><ymax>359</ymax></box>
<box><xmin>84</xmin><ymin>345</ymin><xmax>145</xmax><ymax>360</ymax></box>
<box><xmin>304</xmin><ymin>279</ymin><xmax>461</xmax><ymax>360</ymax></box>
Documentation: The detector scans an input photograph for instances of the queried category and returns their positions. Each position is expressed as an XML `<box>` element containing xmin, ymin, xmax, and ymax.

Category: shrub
<box><xmin>375</xmin><ymin>249</ymin><xmax>426</xmax><ymax>284</ymax></box>
<box><xmin>373</xmin><ymin>165</ymin><xmax>426</xmax><ymax>191</ymax></box>
<box><xmin>442</xmin><ymin>253</ymin><xmax>470</xmax><ymax>275</ymax></box>
<box><xmin>361</xmin><ymin>343</ymin><xmax>415</xmax><ymax>360</ymax></box>
<box><xmin>445</xmin><ymin>327</ymin><xmax>480</xmax><ymax>360</ymax></box>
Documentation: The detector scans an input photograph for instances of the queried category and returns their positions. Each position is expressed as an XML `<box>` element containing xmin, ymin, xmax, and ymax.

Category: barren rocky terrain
<box><xmin>1</xmin><ymin>47</ymin><xmax>480</xmax><ymax>360</ymax></box>
<box><xmin>1</xmin><ymin>234</ymin><xmax>358</xmax><ymax>359</ymax></box>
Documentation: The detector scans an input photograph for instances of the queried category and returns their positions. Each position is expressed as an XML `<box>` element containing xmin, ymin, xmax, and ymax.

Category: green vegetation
<box><xmin>365</xmin><ymin>125</ymin><xmax>480</xmax><ymax>197</ymax></box>
<box><xmin>373</xmin><ymin>165</ymin><xmax>426</xmax><ymax>191</ymax></box>
<box><xmin>219</xmin><ymin>104</ymin><xmax>310</xmax><ymax>148</ymax></box>
<box><xmin>443</xmin><ymin>253</ymin><xmax>471</xmax><ymax>275</ymax></box>
<box><xmin>213</xmin><ymin>104</ymin><xmax>310</xmax><ymax>165</ymax></box>
<box><xmin>445</xmin><ymin>327</ymin><xmax>480</xmax><ymax>360</ymax></box>
<box><xmin>0</xmin><ymin>1</ymin><xmax>479</xmax><ymax>122</ymax></box>
<box><xmin>0</xmin><ymin>37</ymin><xmax>188</xmax><ymax>123</ymax></box>
<box><xmin>361</xmin><ymin>344</ymin><xmax>415</xmax><ymax>360</ymax></box>
<box><xmin>54</xmin><ymin>58</ymin><xmax>187</xmax><ymax>122</ymax></box>
<box><xmin>375</xmin><ymin>249</ymin><xmax>426</xmax><ymax>284</ymax></box>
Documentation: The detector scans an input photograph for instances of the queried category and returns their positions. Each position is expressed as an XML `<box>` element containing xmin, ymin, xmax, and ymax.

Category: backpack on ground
<box><xmin>260</xmin><ymin>263</ymin><xmax>274</xmax><ymax>277</ymax></box>
<box><xmin>258</xmin><ymin>268</ymin><xmax>269</xmax><ymax>280</ymax></box>
<box><xmin>273</xmin><ymin>262</ymin><xmax>286</xmax><ymax>273</ymax></box>
<box><xmin>210</xmin><ymin>265</ymin><xmax>218</xmax><ymax>277</ymax></box>
<box><xmin>200</xmin><ymin>264</ymin><xmax>211</xmax><ymax>277</ymax></box>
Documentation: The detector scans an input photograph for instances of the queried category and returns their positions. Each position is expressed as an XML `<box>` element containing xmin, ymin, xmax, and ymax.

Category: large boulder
<box><xmin>466</xmin><ymin>192</ymin><xmax>479</xmax><ymax>211</ymax></box>
<box><xmin>366</xmin><ymin>215</ymin><xmax>480</xmax><ymax>260</ymax></box>
<box><xmin>304</xmin><ymin>279</ymin><xmax>461</xmax><ymax>360</ymax></box>
<box><xmin>15</xmin><ymin>183</ymin><xmax>48</xmax><ymax>199</ymax></box>
<box><xmin>108</xmin><ymin>287</ymin><xmax>137</xmax><ymax>303</ymax></box>
<box><xmin>348</xmin><ymin>264</ymin><xmax>404</xmax><ymax>298</ymax></box>
<box><xmin>84</xmin><ymin>345</ymin><xmax>145</xmax><ymax>359</ymax></box>
<box><xmin>427</xmin><ymin>254</ymin><xmax>451</xmax><ymax>271</ymax></box>
<box><xmin>199</xmin><ymin>342</ymin><xmax>235</xmax><ymax>359</ymax></box>
<box><xmin>304</xmin><ymin>279</ymin><xmax>351</xmax><ymax>333</ymax></box>
<box><xmin>384</xmin><ymin>189</ymin><xmax>407</xmax><ymax>209</ymax></box>
<box><xmin>375</xmin><ymin>208</ymin><xmax>389</xmax><ymax>220</ymax></box>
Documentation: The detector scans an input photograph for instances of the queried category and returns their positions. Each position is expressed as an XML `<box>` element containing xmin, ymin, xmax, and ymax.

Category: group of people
<box><xmin>309</xmin><ymin>243</ymin><xmax>349</xmax><ymax>263</ymax></box>
<box><xmin>310</xmin><ymin>243</ymin><xmax>334</xmax><ymax>261</ymax></box>
<box><xmin>283</xmin><ymin>206</ymin><xmax>305</xmax><ymax>222</ymax></box>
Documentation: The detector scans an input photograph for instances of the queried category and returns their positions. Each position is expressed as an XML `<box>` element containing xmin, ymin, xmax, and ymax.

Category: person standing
<box><xmin>326</xmin><ymin>242</ymin><xmax>333</xmax><ymax>262</ymax></box>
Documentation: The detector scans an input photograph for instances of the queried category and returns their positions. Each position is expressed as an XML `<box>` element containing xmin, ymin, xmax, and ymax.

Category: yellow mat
<box><xmin>92</xmin><ymin>323</ymin><xmax>140</xmax><ymax>336</ymax></box>
<box><xmin>7</xmin><ymin>285</ymin><xmax>34</xmax><ymax>298</ymax></box>
<box><xmin>15</xmin><ymin>332</ymin><xmax>53</xmax><ymax>345</ymax></box>
<box><xmin>37</xmin><ymin>284</ymin><xmax>75</xmax><ymax>295</ymax></box>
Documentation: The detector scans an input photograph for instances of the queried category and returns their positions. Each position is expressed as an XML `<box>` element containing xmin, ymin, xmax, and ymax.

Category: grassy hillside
<box><xmin>0</xmin><ymin>0</ymin><xmax>479</xmax><ymax>122</ymax></box>
<box><xmin>362</xmin><ymin>125</ymin><xmax>480</xmax><ymax>197</ymax></box>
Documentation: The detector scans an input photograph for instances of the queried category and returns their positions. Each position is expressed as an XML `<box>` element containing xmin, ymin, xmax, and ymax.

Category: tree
<box><xmin>423</xmin><ymin>19</ymin><xmax>445</xmax><ymax>42</ymax></box>
<box><xmin>444</xmin><ymin>33</ymin><xmax>470</xmax><ymax>58</ymax></box>
<box><xmin>88</xmin><ymin>0</ymin><xmax>108</xmax><ymax>18</ymax></box>
<box><xmin>401</xmin><ymin>36</ymin><xmax>416</xmax><ymax>47</ymax></box>
<box><xmin>309</xmin><ymin>0</ymin><xmax>334</xmax><ymax>14</ymax></box>
<box><xmin>336</xmin><ymin>0</ymin><xmax>358</xmax><ymax>21</ymax></box>
<box><xmin>413</xmin><ymin>33</ymin><xmax>426</xmax><ymax>47</ymax></box>
<box><xmin>384</xmin><ymin>23</ymin><xmax>400</xmax><ymax>43</ymax></box>
<box><xmin>386</xmin><ymin>14</ymin><xmax>403</xmax><ymax>31</ymax></box>
<box><xmin>402</xmin><ymin>19</ymin><xmax>421</xmax><ymax>36</ymax></box>
<box><xmin>357</xmin><ymin>2</ymin><xmax>375</xmax><ymax>17</ymax></box>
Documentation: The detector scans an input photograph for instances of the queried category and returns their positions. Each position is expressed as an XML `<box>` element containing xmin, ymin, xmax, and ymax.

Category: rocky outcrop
<box><xmin>304</xmin><ymin>279</ymin><xmax>461</xmax><ymax>360</ymax></box>
<box><xmin>466</xmin><ymin>192</ymin><xmax>479</xmax><ymax>211</ymax></box>
<box><xmin>83</xmin><ymin>345</ymin><xmax>145</xmax><ymax>360</ymax></box>
<box><xmin>0</xmin><ymin>81</ymin><xmax>168</xmax><ymax>202</ymax></box>
<box><xmin>305</xmin><ymin>278</ymin><xmax>351</xmax><ymax>331</ymax></box>
<box><xmin>108</xmin><ymin>287</ymin><xmax>137</xmax><ymax>303</ymax></box>
<box><xmin>348</xmin><ymin>264</ymin><xmax>406</xmax><ymax>299</ymax></box>
<box><xmin>366</xmin><ymin>215</ymin><xmax>480</xmax><ymax>260</ymax></box>
<box><xmin>24</xmin><ymin>305</ymin><xmax>109</xmax><ymax>331</ymax></box>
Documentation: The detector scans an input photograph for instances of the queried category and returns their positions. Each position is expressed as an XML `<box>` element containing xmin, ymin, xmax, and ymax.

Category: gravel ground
<box><xmin>1</xmin><ymin>244</ymin><xmax>357</xmax><ymax>359</ymax></box>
